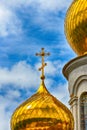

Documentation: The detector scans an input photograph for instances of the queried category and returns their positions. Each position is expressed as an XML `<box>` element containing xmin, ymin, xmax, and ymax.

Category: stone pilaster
<box><xmin>69</xmin><ymin>96</ymin><xmax>78</xmax><ymax>130</ymax></box>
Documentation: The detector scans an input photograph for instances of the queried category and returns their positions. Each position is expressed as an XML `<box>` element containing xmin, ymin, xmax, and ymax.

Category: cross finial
<box><xmin>36</xmin><ymin>48</ymin><xmax>50</xmax><ymax>81</ymax></box>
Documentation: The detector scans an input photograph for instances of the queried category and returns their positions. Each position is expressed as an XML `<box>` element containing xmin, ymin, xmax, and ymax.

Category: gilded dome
<box><xmin>11</xmin><ymin>81</ymin><xmax>74</xmax><ymax>130</ymax></box>
<box><xmin>65</xmin><ymin>0</ymin><xmax>87</xmax><ymax>56</ymax></box>
<box><xmin>11</xmin><ymin>48</ymin><xmax>74</xmax><ymax>130</ymax></box>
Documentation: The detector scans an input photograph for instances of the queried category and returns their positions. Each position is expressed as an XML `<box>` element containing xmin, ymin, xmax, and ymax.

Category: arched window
<box><xmin>80</xmin><ymin>92</ymin><xmax>87</xmax><ymax>130</ymax></box>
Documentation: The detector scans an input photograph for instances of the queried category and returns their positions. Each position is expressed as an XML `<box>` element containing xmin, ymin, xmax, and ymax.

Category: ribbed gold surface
<box><xmin>65</xmin><ymin>0</ymin><xmax>87</xmax><ymax>56</ymax></box>
<box><xmin>11</xmin><ymin>81</ymin><xmax>74</xmax><ymax>130</ymax></box>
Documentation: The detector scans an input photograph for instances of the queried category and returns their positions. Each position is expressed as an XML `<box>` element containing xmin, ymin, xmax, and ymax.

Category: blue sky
<box><xmin>0</xmin><ymin>0</ymin><xmax>76</xmax><ymax>130</ymax></box>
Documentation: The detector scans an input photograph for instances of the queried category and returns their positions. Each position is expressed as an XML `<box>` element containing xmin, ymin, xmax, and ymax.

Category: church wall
<box><xmin>63</xmin><ymin>55</ymin><xmax>87</xmax><ymax>130</ymax></box>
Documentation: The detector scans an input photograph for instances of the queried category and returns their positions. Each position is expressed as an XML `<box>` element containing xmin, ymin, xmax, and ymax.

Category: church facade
<box><xmin>63</xmin><ymin>55</ymin><xmax>87</xmax><ymax>130</ymax></box>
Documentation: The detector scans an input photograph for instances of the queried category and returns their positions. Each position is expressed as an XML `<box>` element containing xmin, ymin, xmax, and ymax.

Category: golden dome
<box><xmin>65</xmin><ymin>0</ymin><xmax>87</xmax><ymax>56</ymax></box>
<box><xmin>11</xmin><ymin>81</ymin><xmax>74</xmax><ymax>130</ymax></box>
<box><xmin>11</xmin><ymin>48</ymin><xmax>74</xmax><ymax>130</ymax></box>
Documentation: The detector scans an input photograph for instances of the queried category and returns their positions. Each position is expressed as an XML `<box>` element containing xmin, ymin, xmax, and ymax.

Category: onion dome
<box><xmin>65</xmin><ymin>0</ymin><xmax>87</xmax><ymax>56</ymax></box>
<box><xmin>11</xmin><ymin>48</ymin><xmax>74</xmax><ymax>130</ymax></box>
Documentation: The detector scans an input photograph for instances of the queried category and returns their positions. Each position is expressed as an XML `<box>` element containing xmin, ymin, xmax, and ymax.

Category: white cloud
<box><xmin>0</xmin><ymin>96</ymin><xmax>12</xmax><ymax>130</ymax></box>
<box><xmin>55</xmin><ymin>40</ymin><xmax>76</xmax><ymax>57</ymax></box>
<box><xmin>35</xmin><ymin>0</ymin><xmax>71</xmax><ymax>12</ymax></box>
<box><xmin>45</xmin><ymin>61</ymin><xmax>57</xmax><ymax>75</ymax></box>
<box><xmin>0</xmin><ymin>61</ymin><xmax>39</xmax><ymax>88</ymax></box>
<box><xmin>51</xmin><ymin>82</ymin><xmax>70</xmax><ymax>107</ymax></box>
<box><xmin>0</xmin><ymin>107</ymin><xmax>10</xmax><ymax>130</ymax></box>
<box><xmin>0</xmin><ymin>60</ymin><xmax>63</xmax><ymax>89</ymax></box>
<box><xmin>0</xmin><ymin>94</ymin><xmax>21</xmax><ymax>130</ymax></box>
<box><xmin>35</xmin><ymin>61</ymin><xmax>57</xmax><ymax>76</ymax></box>
<box><xmin>6</xmin><ymin>89</ymin><xmax>21</xmax><ymax>99</ymax></box>
<box><xmin>0</xmin><ymin>4</ymin><xmax>22</xmax><ymax>37</ymax></box>
<box><xmin>35</xmin><ymin>60</ymin><xmax>64</xmax><ymax>77</ymax></box>
<box><xmin>0</xmin><ymin>59</ymin><xmax>67</xmax><ymax>91</ymax></box>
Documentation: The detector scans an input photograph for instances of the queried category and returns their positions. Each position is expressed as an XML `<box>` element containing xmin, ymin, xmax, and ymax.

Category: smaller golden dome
<box><xmin>11</xmin><ymin>81</ymin><xmax>74</xmax><ymax>130</ymax></box>
<box><xmin>11</xmin><ymin>48</ymin><xmax>74</xmax><ymax>130</ymax></box>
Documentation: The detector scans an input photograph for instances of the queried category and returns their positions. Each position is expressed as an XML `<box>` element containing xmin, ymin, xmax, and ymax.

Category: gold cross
<box><xmin>36</xmin><ymin>48</ymin><xmax>50</xmax><ymax>80</ymax></box>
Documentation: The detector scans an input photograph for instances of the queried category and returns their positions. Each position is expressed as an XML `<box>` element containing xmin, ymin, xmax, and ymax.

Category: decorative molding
<box><xmin>69</xmin><ymin>96</ymin><xmax>78</xmax><ymax>106</ymax></box>
<box><xmin>72</xmin><ymin>75</ymin><xmax>87</xmax><ymax>96</ymax></box>
<box><xmin>63</xmin><ymin>55</ymin><xmax>87</xmax><ymax>79</ymax></box>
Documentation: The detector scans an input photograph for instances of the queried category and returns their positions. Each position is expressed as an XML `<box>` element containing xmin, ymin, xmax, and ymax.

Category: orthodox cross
<box><xmin>36</xmin><ymin>48</ymin><xmax>50</xmax><ymax>80</ymax></box>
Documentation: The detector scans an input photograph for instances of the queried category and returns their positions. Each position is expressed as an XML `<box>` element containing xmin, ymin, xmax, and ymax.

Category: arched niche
<box><xmin>80</xmin><ymin>92</ymin><xmax>87</xmax><ymax>130</ymax></box>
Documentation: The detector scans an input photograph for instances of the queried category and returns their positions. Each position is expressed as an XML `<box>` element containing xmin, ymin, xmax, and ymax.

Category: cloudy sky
<box><xmin>0</xmin><ymin>0</ymin><xmax>76</xmax><ymax>130</ymax></box>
